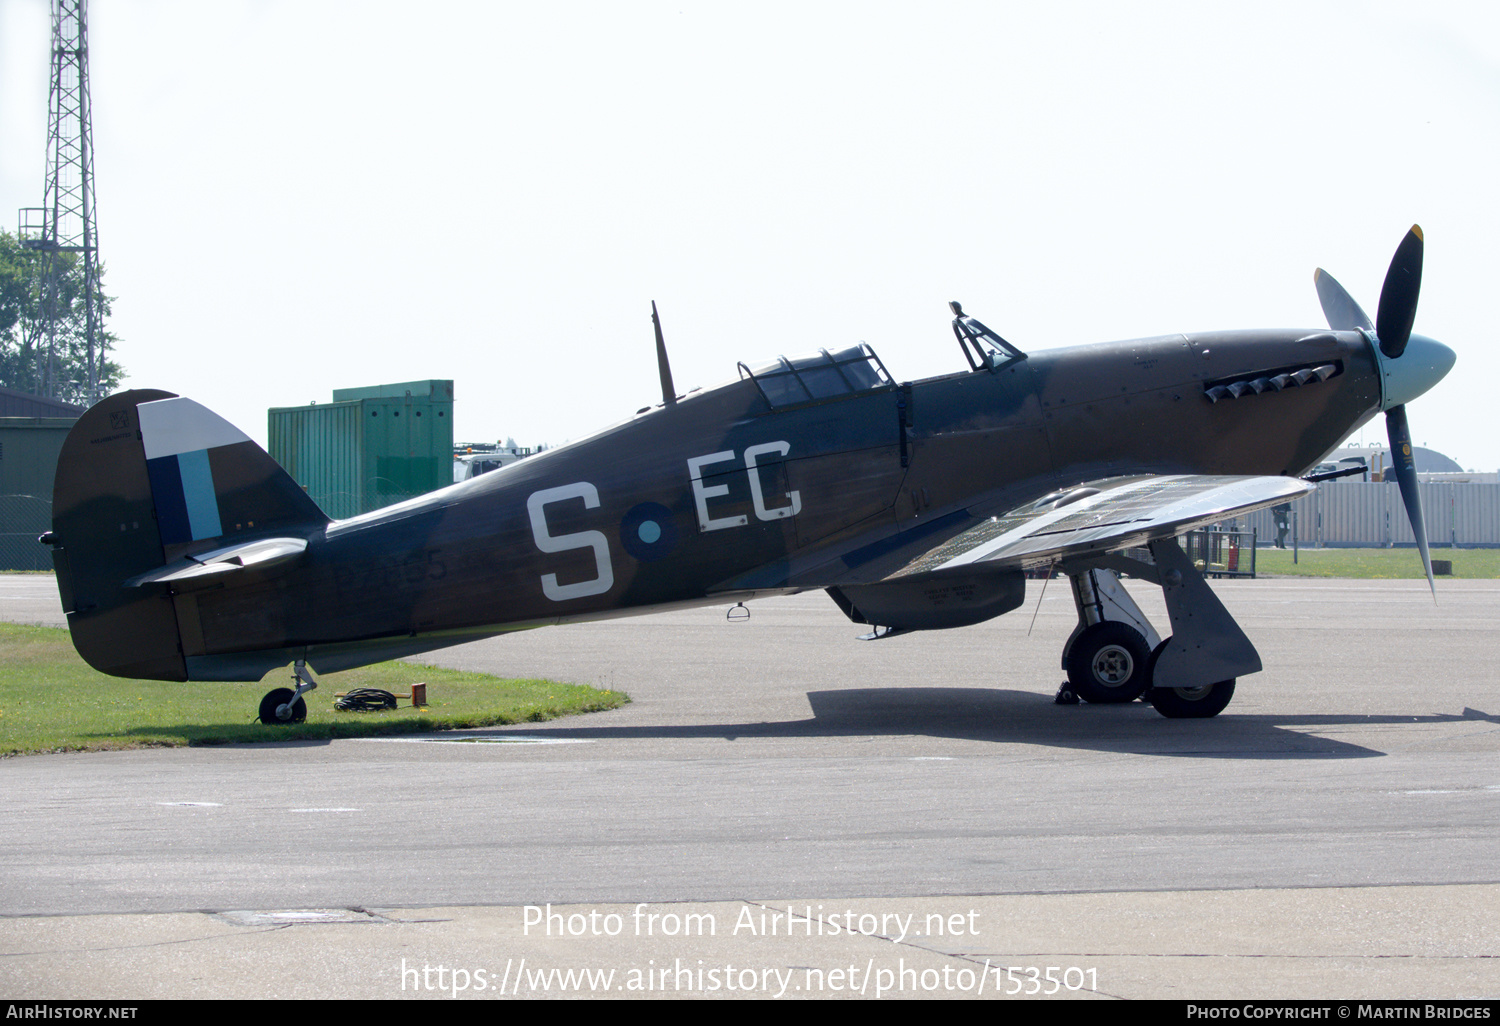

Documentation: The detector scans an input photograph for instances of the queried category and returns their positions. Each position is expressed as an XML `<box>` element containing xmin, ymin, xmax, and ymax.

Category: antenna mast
<box><xmin>18</xmin><ymin>0</ymin><xmax>106</xmax><ymax>405</ymax></box>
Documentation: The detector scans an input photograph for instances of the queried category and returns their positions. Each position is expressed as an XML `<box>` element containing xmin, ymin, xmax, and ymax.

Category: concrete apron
<box><xmin>3</xmin><ymin>884</ymin><xmax>1497</xmax><ymax>1000</ymax></box>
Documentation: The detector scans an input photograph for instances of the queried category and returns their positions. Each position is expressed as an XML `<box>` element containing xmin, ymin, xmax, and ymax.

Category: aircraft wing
<box><xmin>874</xmin><ymin>474</ymin><xmax>1312</xmax><ymax>581</ymax></box>
<box><xmin>718</xmin><ymin>473</ymin><xmax>1313</xmax><ymax>600</ymax></box>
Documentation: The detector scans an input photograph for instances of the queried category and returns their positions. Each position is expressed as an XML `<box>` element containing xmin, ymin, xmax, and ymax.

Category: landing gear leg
<box><xmin>1057</xmin><ymin>545</ymin><xmax>1259</xmax><ymax>718</ymax></box>
<box><xmin>258</xmin><ymin>659</ymin><xmax>319</xmax><ymax>725</ymax></box>
<box><xmin>1059</xmin><ymin>568</ymin><xmax>1160</xmax><ymax>704</ymax></box>
<box><xmin>1141</xmin><ymin>538</ymin><xmax>1261</xmax><ymax>719</ymax></box>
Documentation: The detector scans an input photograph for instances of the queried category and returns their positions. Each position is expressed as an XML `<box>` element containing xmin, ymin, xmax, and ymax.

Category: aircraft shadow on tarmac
<box><xmin>96</xmin><ymin>692</ymin><xmax>1495</xmax><ymax>759</ymax></box>
<box><xmin>442</xmin><ymin>688</ymin><xmax>1500</xmax><ymax>760</ymax></box>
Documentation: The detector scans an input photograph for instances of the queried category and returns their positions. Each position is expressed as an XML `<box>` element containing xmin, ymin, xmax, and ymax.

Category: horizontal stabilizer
<box><xmin>124</xmin><ymin>536</ymin><xmax>308</xmax><ymax>587</ymax></box>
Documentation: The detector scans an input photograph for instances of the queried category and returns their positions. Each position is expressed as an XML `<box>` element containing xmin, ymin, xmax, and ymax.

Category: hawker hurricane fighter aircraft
<box><xmin>45</xmin><ymin>228</ymin><xmax>1454</xmax><ymax>721</ymax></box>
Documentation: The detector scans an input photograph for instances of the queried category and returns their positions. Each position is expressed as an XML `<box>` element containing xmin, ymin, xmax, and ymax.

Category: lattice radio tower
<box><xmin>17</xmin><ymin>0</ymin><xmax>106</xmax><ymax>406</ymax></box>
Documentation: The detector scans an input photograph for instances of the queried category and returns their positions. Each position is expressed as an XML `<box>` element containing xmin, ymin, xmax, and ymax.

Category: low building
<box><xmin>268</xmin><ymin>380</ymin><xmax>455</xmax><ymax>519</ymax></box>
<box><xmin>1311</xmin><ymin>443</ymin><xmax>1466</xmax><ymax>482</ymax></box>
<box><xmin>0</xmin><ymin>387</ymin><xmax>86</xmax><ymax>570</ymax></box>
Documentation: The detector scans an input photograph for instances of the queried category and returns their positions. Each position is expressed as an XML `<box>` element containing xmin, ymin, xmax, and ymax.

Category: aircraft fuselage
<box><xmin>170</xmin><ymin>326</ymin><xmax>1380</xmax><ymax>679</ymax></box>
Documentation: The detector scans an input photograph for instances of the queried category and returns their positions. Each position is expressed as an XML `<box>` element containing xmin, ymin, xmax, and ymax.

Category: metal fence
<box><xmin>1183</xmin><ymin>528</ymin><xmax>1258</xmax><ymax>577</ymax></box>
<box><xmin>304</xmin><ymin>486</ymin><xmax>430</xmax><ymax>521</ymax></box>
<box><xmin>1242</xmin><ymin>482</ymin><xmax>1500</xmax><ymax>548</ymax></box>
<box><xmin>0</xmin><ymin>494</ymin><xmax>53</xmax><ymax>571</ymax></box>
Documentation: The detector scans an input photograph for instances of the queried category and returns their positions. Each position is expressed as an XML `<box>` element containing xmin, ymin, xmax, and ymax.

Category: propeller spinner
<box><xmin>1313</xmin><ymin>226</ymin><xmax>1456</xmax><ymax>598</ymax></box>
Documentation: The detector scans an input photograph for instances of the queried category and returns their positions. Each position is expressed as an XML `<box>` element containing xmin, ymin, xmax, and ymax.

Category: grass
<box><xmin>0</xmin><ymin>622</ymin><xmax>628</xmax><ymax>756</ymax></box>
<box><xmin>1253</xmin><ymin>546</ymin><xmax>1500</xmax><ymax>579</ymax></box>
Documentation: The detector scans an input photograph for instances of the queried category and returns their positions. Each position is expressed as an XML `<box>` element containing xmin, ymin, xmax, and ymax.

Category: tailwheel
<box><xmin>257</xmin><ymin>659</ymin><xmax>319</xmax><ymax>725</ymax></box>
<box><xmin>1065</xmin><ymin>621</ymin><xmax>1151</xmax><ymax>704</ymax></box>
<box><xmin>258</xmin><ymin>687</ymin><xmax>307</xmax><ymax>725</ymax></box>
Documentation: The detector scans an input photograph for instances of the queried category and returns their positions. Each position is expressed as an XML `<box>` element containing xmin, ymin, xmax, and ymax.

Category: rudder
<box><xmin>49</xmin><ymin>391</ymin><xmax>329</xmax><ymax>680</ymax></box>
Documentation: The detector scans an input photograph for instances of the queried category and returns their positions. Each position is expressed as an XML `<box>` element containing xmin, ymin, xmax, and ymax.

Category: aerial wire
<box><xmin>1027</xmin><ymin>559</ymin><xmax>1058</xmax><ymax>637</ymax></box>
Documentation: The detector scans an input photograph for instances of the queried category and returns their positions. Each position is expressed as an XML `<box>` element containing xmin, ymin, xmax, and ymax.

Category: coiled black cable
<box><xmin>334</xmin><ymin>688</ymin><xmax>398</xmax><ymax>712</ymax></box>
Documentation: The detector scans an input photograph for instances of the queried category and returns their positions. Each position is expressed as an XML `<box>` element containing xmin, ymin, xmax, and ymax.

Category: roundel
<box><xmin>620</xmin><ymin>502</ymin><xmax>680</xmax><ymax>562</ymax></box>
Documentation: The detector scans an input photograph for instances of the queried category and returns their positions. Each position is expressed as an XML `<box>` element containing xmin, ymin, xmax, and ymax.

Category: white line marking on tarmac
<box><xmin>289</xmin><ymin>808</ymin><xmax>362</xmax><ymax>813</ymax></box>
<box><xmin>356</xmin><ymin>736</ymin><xmax>595</xmax><ymax>745</ymax></box>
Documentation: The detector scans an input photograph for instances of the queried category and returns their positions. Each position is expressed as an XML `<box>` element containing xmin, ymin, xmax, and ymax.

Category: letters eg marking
<box><xmin>688</xmin><ymin>443</ymin><xmax>802</xmax><ymax>532</ymax></box>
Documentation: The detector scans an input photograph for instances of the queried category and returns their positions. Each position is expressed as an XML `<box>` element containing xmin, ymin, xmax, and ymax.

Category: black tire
<box><xmin>1065</xmin><ymin>622</ymin><xmax>1151</xmax><ymax>703</ymax></box>
<box><xmin>1147</xmin><ymin>680</ymin><xmax>1235</xmax><ymax>718</ymax></box>
<box><xmin>1143</xmin><ymin>638</ymin><xmax>1235</xmax><ymax>717</ymax></box>
<box><xmin>1141</xmin><ymin>638</ymin><xmax>1171</xmax><ymax>700</ymax></box>
<box><xmin>258</xmin><ymin>688</ymin><xmax>307</xmax><ymax>724</ymax></box>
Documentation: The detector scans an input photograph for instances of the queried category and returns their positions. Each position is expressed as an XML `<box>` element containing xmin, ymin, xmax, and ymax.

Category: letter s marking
<box><xmin>527</xmin><ymin>483</ymin><xmax>614</xmax><ymax>601</ymax></box>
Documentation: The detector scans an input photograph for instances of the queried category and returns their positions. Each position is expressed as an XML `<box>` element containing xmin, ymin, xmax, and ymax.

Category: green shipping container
<box><xmin>0</xmin><ymin>417</ymin><xmax>79</xmax><ymax>570</ymax></box>
<box><xmin>268</xmin><ymin>380</ymin><xmax>454</xmax><ymax>519</ymax></box>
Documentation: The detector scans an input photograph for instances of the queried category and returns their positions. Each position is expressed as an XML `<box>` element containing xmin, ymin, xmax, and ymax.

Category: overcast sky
<box><xmin>2</xmin><ymin>1</ymin><xmax>1496</xmax><ymax>470</ymax></box>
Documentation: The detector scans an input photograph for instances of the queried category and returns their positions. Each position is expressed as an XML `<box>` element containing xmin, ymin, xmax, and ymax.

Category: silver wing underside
<box><xmin>863</xmin><ymin>474</ymin><xmax>1312</xmax><ymax>586</ymax></box>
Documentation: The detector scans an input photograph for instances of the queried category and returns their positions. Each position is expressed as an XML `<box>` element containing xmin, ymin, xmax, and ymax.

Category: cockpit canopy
<box><xmin>738</xmin><ymin>344</ymin><xmax>893</xmax><ymax>409</ymax></box>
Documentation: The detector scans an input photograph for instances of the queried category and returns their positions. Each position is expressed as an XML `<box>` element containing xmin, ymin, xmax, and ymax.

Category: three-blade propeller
<box><xmin>1313</xmin><ymin>226</ymin><xmax>1435</xmax><ymax>597</ymax></box>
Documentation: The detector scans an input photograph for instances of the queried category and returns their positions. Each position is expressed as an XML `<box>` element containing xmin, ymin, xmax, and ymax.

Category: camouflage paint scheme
<box><xmin>44</xmin><ymin>229</ymin><xmax>1453</xmax><ymax>721</ymax></box>
<box><xmin>50</xmin><ymin>325</ymin><xmax>1380</xmax><ymax>682</ymax></box>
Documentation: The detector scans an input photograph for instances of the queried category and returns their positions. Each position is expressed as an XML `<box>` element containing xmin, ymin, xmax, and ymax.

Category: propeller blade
<box><xmin>1385</xmin><ymin>403</ymin><xmax>1436</xmax><ymax>599</ymax></box>
<box><xmin>1313</xmin><ymin>268</ymin><xmax>1373</xmax><ymax>332</ymax></box>
<box><xmin>1376</xmin><ymin>225</ymin><xmax>1423</xmax><ymax>359</ymax></box>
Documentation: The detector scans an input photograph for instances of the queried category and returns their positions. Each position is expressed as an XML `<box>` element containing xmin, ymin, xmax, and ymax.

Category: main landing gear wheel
<box><xmin>1147</xmin><ymin>681</ymin><xmax>1235</xmax><ymax>718</ymax></box>
<box><xmin>258</xmin><ymin>688</ymin><xmax>307</xmax><ymax>725</ymax></box>
<box><xmin>1065</xmin><ymin>622</ymin><xmax>1151</xmax><ymax>703</ymax></box>
<box><xmin>1144</xmin><ymin>638</ymin><xmax>1236</xmax><ymax>718</ymax></box>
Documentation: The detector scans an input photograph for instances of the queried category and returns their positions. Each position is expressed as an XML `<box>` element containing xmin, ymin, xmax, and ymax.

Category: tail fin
<box><xmin>49</xmin><ymin>390</ymin><xmax>328</xmax><ymax>680</ymax></box>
